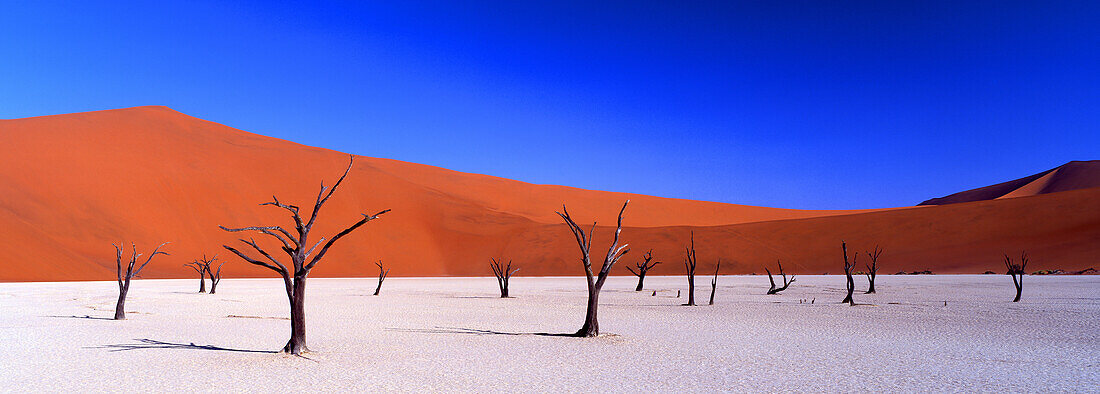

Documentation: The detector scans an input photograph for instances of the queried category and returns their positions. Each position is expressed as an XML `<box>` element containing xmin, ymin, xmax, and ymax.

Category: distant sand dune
<box><xmin>1</xmin><ymin>106</ymin><xmax>1097</xmax><ymax>281</ymax></box>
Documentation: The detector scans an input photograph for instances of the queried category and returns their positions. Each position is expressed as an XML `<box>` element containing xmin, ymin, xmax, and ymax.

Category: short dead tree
<box><xmin>112</xmin><ymin>242</ymin><xmax>170</xmax><ymax>320</ymax></box>
<box><xmin>207</xmin><ymin>259</ymin><xmax>224</xmax><ymax>294</ymax></box>
<box><xmin>683</xmin><ymin>232</ymin><xmax>698</xmax><ymax>306</ymax></box>
<box><xmin>373</xmin><ymin>260</ymin><xmax>389</xmax><ymax>296</ymax></box>
<box><xmin>1004</xmin><ymin>251</ymin><xmax>1029</xmax><ymax>302</ymax></box>
<box><xmin>765</xmin><ymin>259</ymin><xmax>795</xmax><ymax>295</ymax></box>
<box><xmin>865</xmin><ymin>246</ymin><xmax>882</xmax><ymax>294</ymax></box>
<box><xmin>183</xmin><ymin>261</ymin><xmax>208</xmax><ymax>293</ymax></box>
<box><xmin>841</xmin><ymin>241</ymin><xmax>856</xmax><ymax>306</ymax></box>
<box><xmin>220</xmin><ymin>156</ymin><xmax>389</xmax><ymax>354</ymax></box>
<box><xmin>489</xmin><ymin>258</ymin><xmax>518</xmax><ymax>298</ymax></box>
<box><xmin>557</xmin><ymin>200</ymin><xmax>630</xmax><ymax>337</ymax></box>
<box><xmin>708</xmin><ymin>259</ymin><xmax>720</xmax><ymax>305</ymax></box>
<box><xmin>625</xmin><ymin>250</ymin><xmax>660</xmax><ymax>291</ymax></box>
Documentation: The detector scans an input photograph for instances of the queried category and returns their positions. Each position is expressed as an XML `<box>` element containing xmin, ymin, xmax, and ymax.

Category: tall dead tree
<box><xmin>183</xmin><ymin>261</ymin><xmax>208</xmax><ymax>293</ymax></box>
<box><xmin>1004</xmin><ymin>251</ymin><xmax>1029</xmax><ymax>302</ymax></box>
<box><xmin>683</xmin><ymin>232</ymin><xmax>698</xmax><ymax>306</ymax></box>
<box><xmin>765</xmin><ymin>259</ymin><xmax>795</xmax><ymax>295</ymax></box>
<box><xmin>208</xmin><ymin>259</ymin><xmax>224</xmax><ymax>294</ymax></box>
<box><xmin>220</xmin><ymin>156</ymin><xmax>389</xmax><ymax>354</ymax></box>
<box><xmin>557</xmin><ymin>200</ymin><xmax>630</xmax><ymax>337</ymax></box>
<box><xmin>625</xmin><ymin>250</ymin><xmax>660</xmax><ymax>291</ymax></box>
<box><xmin>113</xmin><ymin>242</ymin><xmax>170</xmax><ymax>320</ymax></box>
<box><xmin>489</xmin><ymin>258</ymin><xmax>518</xmax><ymax>298</ymax></box>
<box><xmin>865</xmin><ymin>246</ymin><xmax>882</xmax><ymax>294</ymax></box>
<box><xmin>708</xmin><ymin>259</ymin><xmax>720</xmax><ymax>305</ymax></box>
<box><xmin>373</xmin><ymin>260</ymin><xmax>389</xmax><ymax>296</ymax></box>
<box><xmin>841</xmin><ymin>241</ymin><xmax>856</xmax><ymax>306</ymax></box>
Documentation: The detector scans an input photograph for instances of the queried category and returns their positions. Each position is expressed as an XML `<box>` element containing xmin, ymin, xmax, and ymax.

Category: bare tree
<box><xmin>219</xmin><ymin>156</ymin><xmax>390</xmax><ymax>354</ymax></box>
<box><xmin>183</xmin><ymin>260</ymin><xmax>207</xmax><ymax>293</ymax></box>
<box><xmin>1004</xmin><ymin>251</ymin><xmax>1029</xmax><ymax>302</ymax></box>
<box><xmin>765</xmin><ymin>259</ymin><xmax>795</xmax><ymax>295</ymax></box>
<box><xmin>625</xmin><ymin>250</ymin><xmax>660</xmax><ymax>291</ymax></box>
<box><xmin>208</xmin><ymin>258</ymin><xmax>224</xmax><ymax>294</ymax></box>
<box><xmin>373</xmin><ymin>260</ymin><xmax>389</xmax><ymax>296</ymax></box>
<box><xmin>841</xmin><ymin>241</ymin><xmax>856</xmax><ymax>306</ymax></box>
<box><xmin>489</xmin><ymin>258</ymin><xmax>518</xmax><ymax>298</ymax></box>
<box><xmin>865</xmin><ymin>246</ymin><xmax>882</xmax><ymax>294</ymax></box>
<box><xmin>708</xmin><ymin>259</ymin><xmax>720</xmax><ymax>305</ymax></box>
<box><xmin>112</xmin><ymin>242</ymin><xmax>170</xmax><ymax>320</ymax></box>
<box><xmin>683</xmin><ymin>232</ymin><xmax>698</xmax><ymax>306</ymax></box>
<box><xmin>557</xmin><ymin>200</ymin><xmax>630</xmax><ymax>337</ymax></box>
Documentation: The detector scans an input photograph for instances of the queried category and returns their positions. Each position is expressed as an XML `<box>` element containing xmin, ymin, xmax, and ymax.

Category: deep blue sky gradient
<box><xmin>2</xmin><ymin>1</ymin><xmax>1097</xmax><ymax>209</ymax></box>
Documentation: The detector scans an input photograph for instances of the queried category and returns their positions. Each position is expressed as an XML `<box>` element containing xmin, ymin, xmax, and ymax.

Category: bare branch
<box><xmin>305</xmin><ymin>209</ymin><xmax>390</xmax><ymax>271</ymax></box>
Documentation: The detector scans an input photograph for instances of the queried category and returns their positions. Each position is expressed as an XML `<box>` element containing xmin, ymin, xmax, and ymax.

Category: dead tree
<box><xmin>683</xmin><ymin>232</ymin><xmax>698</xmax><ymax>306</ymax></box>
<box><xmin>373</xmin><ymin>260</ymin><xmax>389</xmax><ymax>296</ymax></box>
<box><xmin>183</xmin><ymin>261</ymin><xmax>208</xmax><ymax>293</ymax></box>
<box><xmin>625</xmin><ymin>250</ymin><xmax>660</xmax><ymax>291</ymax></box>
<box><xmin>765</xmin><ymin>259</ymin><xmax>795</xmax><ymax>295</ymax></box>
<box><xmin>865</xmin><ymin>246</ymin><xmax>882</xmax><ymax>294</ymax></box>
<box><xmin>489</xmin><ymin>258</ymin><xmax>518</xmax><ymax>298</ymax></box>
<box><xmin>709</xmin><ymin>259</ymin><xmax>720</xmax><ymax>305</ymax></box>
<box><xmin>220</xmin><ymin>156</ymin><xmax>389</xmax><ymax>354</ymax></box>
<box><xmin>208</xmin><ymin>259</ymin><xmax>224</xmax><ymax>294</ymax></box>
<box><xmin>113</xmin><ymin>242</ymin><xmax>170</xmax><ymax>320</ymax></box>
<box><xmin>557</xmin><ymin>200</ymin><xmax>630</xmax><ymax>337</ymax></box>
<box><xmin>841</xmin><ymin>241</ymin><xmax>856</xmax><ymax>306</ymax></box>
<box><xmin>1004</xmin><ymin>251</ymin><xmax>1029</xmax><ymax>302</ymax></box>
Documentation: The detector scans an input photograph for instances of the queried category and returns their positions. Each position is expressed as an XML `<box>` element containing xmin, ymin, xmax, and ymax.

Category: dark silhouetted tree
<box><xmin>709</xmin><ymin>259</ymin><xmax>720</xmax><ymax>305</ymax></box>
<box><xmin>373</xmin><ymin>260</ymin><xmax>389</xmax><ymax>296</ymax></box>
<box><xmin>865</xmin><ymin>246</ymin><xmax>882</xmax><ymax>294</ymax></box>
<box><xmin>765</xmin><ymin>259</ymin><xmax>795</xmax><ymax>295</ymax></box>
<box><xmin>207</xmin><ymin>258</ymin><xmax>224</xmax><ymax>294</ymax></box>
<box><xmin>184</xmin><ymin>260</ymin><xmax>207</xmax><ymax>293</ymax></box>
<box><xmin>683</xmin><ymin>232</ymin><xmax>698</xmax><ymax>306</ymax></box>
<box><xmin>220</xmin><ymin>156</ymin><xmax>390</xmax><ymax>354</ymax></box>
<box><xmin>113</xmin><ymin>242</ymin><xmax>169</xmax><ymax>320</ymax></box>
<box><xmin>841</xmin><ymin>241</ymin><xmax>856</xmax><ymax>306</ymax></box>
<box><xmin>557</xmin><ymin>200</ymin><xmax>630</xmax><ymax>337</ymax></box>
<box><xmin>1004</xmin><ymin>251</ymin><xmax>1029</xmax><ymax>302</ymax></box>
<box><xmin>625</xmin><ymin>250</ymin><xmax>660</xmax><ymax>291</ymax></box>
<box><xmin>489</xmin><ymin>258</ymin><xmax>518</xmax><ymax>298</ymax></box>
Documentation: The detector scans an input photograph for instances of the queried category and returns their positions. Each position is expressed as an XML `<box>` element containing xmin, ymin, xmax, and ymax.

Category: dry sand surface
<box><xmin>1</xmin><ymin>275</ymin><xmax>1097</xmax><ymax>392</ymax></box>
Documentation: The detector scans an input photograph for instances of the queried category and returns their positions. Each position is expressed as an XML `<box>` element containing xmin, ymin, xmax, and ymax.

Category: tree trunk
<box><xmin>500</xmin><ymin>280</ymin><xmax>509</xmax><ymax>298</ymax></box>
<box><xmin>865</xmin><ymin>273</ymin><xmax>876</xmax><ymax>294</ymax></box>
<box><xmin>635</xmin><ymin>273</ymin><xmax>645</xmax><ymax>291</ymax></box>
<box><xmin>114</xmin><ymin>284</ymin><xmax>128</xmax><ymax>320</ymax></box>
<box><xmin>1012</xmin><ymin>274</ymin><xmax>1022</xmax><ymax>302</ymax></box>
<box><xmin>575</xmin><ymin>286</ymin><xmax>600</xmax><ymax>337</ymax></box>
<box><xmin>209</xmin><ymin>281</ymin><xmax>217</xmax><ymax>294</ymax></box>
<box><xmin>686</xmin><ymin>275</ymin><xmax>695</xmax><ymax>306</ymax></box>
<box><xmin>198</xmin><ymin>276</ymin><xmax>206</xmax><ymax>293</ymax></box>
<box><xmin>708</xmin><ymin>282</ymin><xmax>716</xmax><ymax>305</ymax></box>
<box><xmin>843</xmin><ymin>274</ymin><xmax>855</xmax><ymax>306</ymax></box>
<box><xmin>283</xmin><ymin>277</ymin><xmax>308</xmax><ymax>354</ymax></box>
<box><xmin>373</xmin><ymin>279</ymin><xmax>383</xmax><ymax>296</ymax></box>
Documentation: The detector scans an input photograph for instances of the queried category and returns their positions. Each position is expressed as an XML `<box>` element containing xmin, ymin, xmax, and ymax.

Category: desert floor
<box><xmin>1</xmin><ymin>275</ymin><xmax>1096</xmax><ymax>392</ymax></box>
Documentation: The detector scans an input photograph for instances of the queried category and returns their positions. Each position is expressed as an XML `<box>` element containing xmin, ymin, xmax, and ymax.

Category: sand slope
<box><xmin>919</xmin><ymin>160</ymin><xmax>1100</xmax><ymax>205</ymax></box>
<box><xmin>0</xmin><ymin>107</ymin><xmax>1097</xmax><ymax>280</ymax></box>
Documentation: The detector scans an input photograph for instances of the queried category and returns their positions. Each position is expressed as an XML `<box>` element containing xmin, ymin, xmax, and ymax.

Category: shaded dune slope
<box><xmin>919</xmin><ymin>160</ymin><xmax>1100</xmax><ymax>205</ymax></box>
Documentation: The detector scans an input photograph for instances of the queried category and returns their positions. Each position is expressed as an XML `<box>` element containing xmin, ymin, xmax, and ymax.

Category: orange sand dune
<box><xmin>919</xmin><ymin>160</ymin><xmax>1100</xmax><ymax>205</ymax></box>
<box><xmin>0</xmin><ymin>107</ymin><xmax>1096</xmax><ymax>281</ymax></box>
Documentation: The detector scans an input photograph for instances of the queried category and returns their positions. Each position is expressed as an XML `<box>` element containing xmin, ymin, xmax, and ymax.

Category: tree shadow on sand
<box><xmin>386</xmin><ymin>326</ymin><xmax>579</xmax><ymax>337</ymax></box>
<box><xmin>88</xmin><ymin>338</ymin><xmax>277</xmax><ymax>354</ymax></box>
<box><xmin>47</xmin><ymin>314</ymin><xmax>117</xmax><ymax>321</ymax></box>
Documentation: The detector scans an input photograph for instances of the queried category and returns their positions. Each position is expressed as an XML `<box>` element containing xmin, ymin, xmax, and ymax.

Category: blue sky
<box><xmin>2</xmin><ymin>1</ymin><xmax>1097</xmax><ymax>209</ymax></box>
